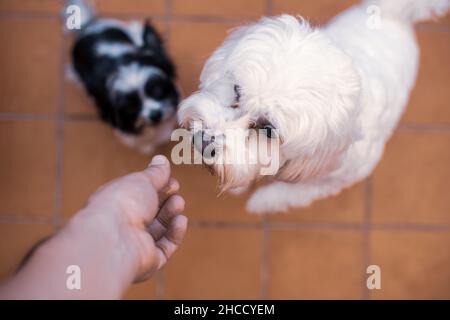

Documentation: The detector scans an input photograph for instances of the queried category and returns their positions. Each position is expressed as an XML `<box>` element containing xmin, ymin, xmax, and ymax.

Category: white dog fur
<box><xmin>178</xmin><ymin>0</ymin><xmax>449</xmax><ymax>214</ymax></box>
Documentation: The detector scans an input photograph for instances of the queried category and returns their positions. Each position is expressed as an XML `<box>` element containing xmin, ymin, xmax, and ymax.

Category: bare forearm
<box><xmin>0</xmin><ymin>212</ymin><xmax>137</xmax><ymax>299</ymax></box>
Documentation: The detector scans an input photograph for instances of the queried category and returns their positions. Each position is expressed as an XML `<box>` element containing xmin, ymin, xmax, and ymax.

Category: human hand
<box><xmin>0</xmin><ymin>155</ymin><xmax>187</xmax><ymax>299</ymax></box>
<box><xmin>73</xmin><ymin>154</ymin><xmax>188</xmax><ymax>283</ymax></box>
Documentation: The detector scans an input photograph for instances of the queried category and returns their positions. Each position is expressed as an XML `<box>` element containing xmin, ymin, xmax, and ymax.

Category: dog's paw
<box><xmin>246</xmin><ymin>183</ymin><xmax>318</xmax><ymax>214</ymax></box>
<box><xmin>246</xmin><ymin>186</ymin><xmax>290</xmax><ymax>214</ymax></box>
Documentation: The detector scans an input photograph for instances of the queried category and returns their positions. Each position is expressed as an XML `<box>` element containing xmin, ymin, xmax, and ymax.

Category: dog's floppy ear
<box><xmin>142</xmin><ymin>19</ymin><xmax>163</xmax><ymax>48</ymax></box>
<box><xmin>140</xmin><ymin>19</ymin><xmax>176</xmax><ymax>78</ymax></box>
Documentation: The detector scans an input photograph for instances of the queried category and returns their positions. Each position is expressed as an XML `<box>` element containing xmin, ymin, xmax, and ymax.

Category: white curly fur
<box><xmin>178</xmin><ymin>0</ymin><xmax>449</xmax><ymax>213</ymax></box>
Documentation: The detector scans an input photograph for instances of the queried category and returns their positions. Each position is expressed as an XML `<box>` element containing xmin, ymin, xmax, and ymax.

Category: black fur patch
<box><xmin>72</xmin><ymin>20</ymin><xmax>178</xmax><ymax>134</ymax></box>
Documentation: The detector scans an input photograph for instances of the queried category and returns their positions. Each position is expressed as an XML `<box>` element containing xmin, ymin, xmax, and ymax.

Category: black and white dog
<box><xmin>65</xmin><ymin>0</ymin><xmax>180</xmax><ymax>154</ymax></box>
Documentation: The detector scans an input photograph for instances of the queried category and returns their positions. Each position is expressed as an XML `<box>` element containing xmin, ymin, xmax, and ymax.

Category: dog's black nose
<box><xmin>193</xmin><ymin>130</ymin><xmax>215</xmax><ymax>158</ymax></box>
<box><xmin>149</xmin><ymin>109</ymin><xmax>162</xmax><ymax>123</ymax></box>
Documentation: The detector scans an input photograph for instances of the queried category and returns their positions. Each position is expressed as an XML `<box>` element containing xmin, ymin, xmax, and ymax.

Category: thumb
<box><xmin>143</xmin><ymin>155</ymin><xmax>171</xmax><ymax>191</ymax></box>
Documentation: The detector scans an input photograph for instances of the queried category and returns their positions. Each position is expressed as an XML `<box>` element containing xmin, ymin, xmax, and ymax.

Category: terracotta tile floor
<box><xmin>0</xmin><ymin>0</ymin><xmax>449</xmax><ymax>300</ymax></box>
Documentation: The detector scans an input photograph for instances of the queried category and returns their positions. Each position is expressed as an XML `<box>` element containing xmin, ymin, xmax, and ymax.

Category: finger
<box><xmin>155</xmin><ymin>215</ymin><xmax>188</xmax><ymax>269</ymax></box>
<box><xmin>158</xmin><ymin>177</ymin><xmax>180</xmax><ymax>204</ymax></box>
<box><xmin>143</xmin><ymin>155</ymin><xmax>171</xmax><ymax>192</ymax></box>
<box><xmin>147</xmin><ymin>195</ymin><xmax>185</xmax><ymax>240</ymax></box>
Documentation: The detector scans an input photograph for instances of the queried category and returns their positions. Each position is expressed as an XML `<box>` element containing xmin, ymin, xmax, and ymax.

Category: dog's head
<box><xmin>178</xmin><ymin>15</ymin><xmax>361</xmax><ymax>191</ymax></box>
<box><xmin>73</xmin><ymin>21</ymin><xmax>179</xmax><ymax>134</ymax></box>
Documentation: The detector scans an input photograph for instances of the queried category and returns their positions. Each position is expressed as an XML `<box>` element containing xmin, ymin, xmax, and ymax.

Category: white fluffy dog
<box><xmin>178</xmin><ymin>0</ymin><xmax>449</xmax><ymax>213</ymax></box>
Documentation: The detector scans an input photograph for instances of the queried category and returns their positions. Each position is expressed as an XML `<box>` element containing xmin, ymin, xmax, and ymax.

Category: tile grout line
<box><xmin>4</xmin><ymin>112</ymin><xmax>450</xmax><ymax>132</ymax></box>
<box><xmin>154</xmin><ymin>0</ymin><xmax>174</xmax><ymax>301</ymax></box>
<box><xmin>266</xmin><ymin>0</ymin><xmax>274</xmax><ymax>16</ymax></box>
<box><xmin>1</xmin><ymin>213</ymin><xmax>449</xmax><ymax>231</ymax></box>
<box><xmin>260</xmin><ymin>215</ymin><xmax>270</xmax><ymax>299</ymax></box>
<box><xmin>140</xmin><ymin>14</ymin><xmax>254</xmax><ymax>23</ymax></box>
<box><xmin>259</xmin><ymin>0</ymin><xmax>274</xmax><ymax>300</ymax></box>
<box><xmin>373</xmin><ymin>223</ymin><xmax>450</xmax><ymax>232</ymax></box>
<box><xmin>182</xmin><ymin>219</ymin><xmax>450</xmax><ymax>231</ymax></box>
<box><xmin>101</xmin><ymin>13</ymin><xmax>252</xmax><ymax>24</ymax></box>
<box><xmin>0</xmin><ymin>215</ymin><xmax>54</xmax><ymax>225</ymax></box>
<box><xmin>269</xmin><ymin>221</ymin><xmax>363</xmax><ymax>230</ymax></box>
<box><xmin>416</xmin><ymin>23</ymin><xmax>450</xmax><ymax>32</ymax></box>
<box><xmin>0</xmin><ymin>11</ymin><xmax>59</xmax><ymax>19</ymax></box>
<box><xmin>164</xmin><ymin>0</ymin><xmax>172</xmax><ymax>44</ymax></box>
<box><xmin>53</xmin><ymin>16</ymin><xmax>67</xmax><ymax>231</ymax></box>
<box><xmin>189</xmin><ymin>220</ymin><xmax>262</xmax><ymax>228</ymax></box>
<box><xmin>361</xmin><ymin>177</ymin><xmax>372</xmax><ymax>300</ymax></box>
<box><xmin>1</xmin><ymin>11</ymin><xmax>449</xmax><ymax>33</ymax></box>
<box><xmin>398</xmin><ymin>123</ymin><xmax>450</xmax><ymax>131</ymax></box>
<box><xmin>0</xmin><ymin>113</ymin><xmax>57</xmax><ymax>121</ymax></box>
<box><xmin>155</xmin><ymin>270</ymin><xmax>165</xmax><ymax>300</ymax></box>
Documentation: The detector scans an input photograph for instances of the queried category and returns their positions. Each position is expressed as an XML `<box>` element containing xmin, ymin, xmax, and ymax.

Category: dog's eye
<box><xmin>230</xmin><ymin>85</ymin><xmax>241</xmax><ymax>109</ymax></box>
<box><xmin>146</xmin><ymin>84</ymin><xmax>166</xmax><ymax>100</ymax></box>
<box><xmin>262</xmin><ymin>124</ymin><xmax>277</xmax><ymax>139</ymax></box>
<box><xmin>145</xmin><ymin>78</ymin><xmax>169</xmax><ymax>100</ymax></box>
<box><xmin>234</xmin><ymin>85</ymin><xmax>241</xmax><ymax>102</ymax></box>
